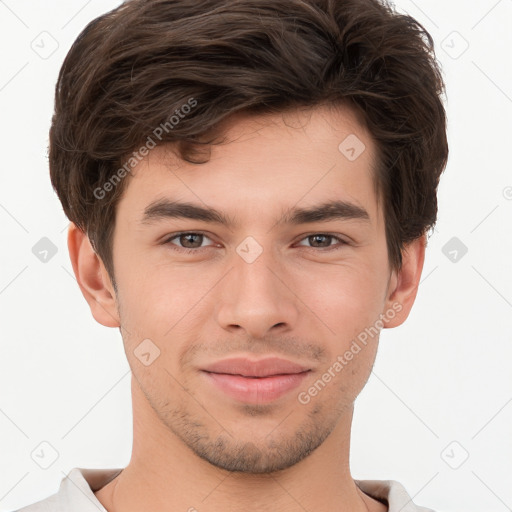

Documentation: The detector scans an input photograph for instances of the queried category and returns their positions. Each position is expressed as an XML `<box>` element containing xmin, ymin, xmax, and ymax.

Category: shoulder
<box><xmin>13</xmin><ymin>493</ymin><xmax>61</xmax><ymax>512</ymax></box>
<box><xmin>356</xmin><ymin>479</ymin><xmax>437</xmax><ymax>512</ymax></box>
<box><xmin>12</xmin><ymin>467</ymin><xmax>123</xmax><ymax>512</ymax></box>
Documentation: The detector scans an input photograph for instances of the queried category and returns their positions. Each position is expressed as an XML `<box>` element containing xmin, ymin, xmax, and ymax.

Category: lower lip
<box><xmin>202</xmin><ymin>371</ymin><xmax>310</xmax><ymax>404</ymax></box>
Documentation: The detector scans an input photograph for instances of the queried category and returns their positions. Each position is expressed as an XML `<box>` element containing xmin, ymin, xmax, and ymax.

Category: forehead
<box><xmin>117</xmin><ymin>104</ymin><xmax>382</xmax><ymax>228</ymax></box>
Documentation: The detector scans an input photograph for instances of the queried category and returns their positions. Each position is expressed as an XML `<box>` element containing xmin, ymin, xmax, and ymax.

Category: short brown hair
<box><xmin>49</xmin><ymin>0</ymin><xmax>448</xmax><ymax>289</ymax></box>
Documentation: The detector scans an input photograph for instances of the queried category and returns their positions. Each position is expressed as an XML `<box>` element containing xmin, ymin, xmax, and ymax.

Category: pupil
<box><xmin>183</xmin><ymin>234</ymin><xmax>201</xmax><ymax>248</ymax></box>
<box><xmin>312</xmin><ymin>235</ymin><xmax>330</xmax><ymax>247</ymax></box>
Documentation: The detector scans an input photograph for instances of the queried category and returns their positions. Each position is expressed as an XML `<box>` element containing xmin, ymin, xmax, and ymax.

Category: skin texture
<box><xmin>68</xmin><ymin>104</ymin><xmax>425</xmax><ymax>512</ymax></box>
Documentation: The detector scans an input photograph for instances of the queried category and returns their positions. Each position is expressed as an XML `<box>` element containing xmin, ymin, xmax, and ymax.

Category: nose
<box><xmin>215</xmin><ymin>244</ymin><xmax>300</xmax><ymax>339</ymax></box>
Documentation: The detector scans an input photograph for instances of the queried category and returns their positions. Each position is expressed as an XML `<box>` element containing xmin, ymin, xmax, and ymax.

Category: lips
<box><xmin>200</xmin><ymin>357</ymin><xmax>311</xmax><ymax>403</ymax></box>
<box><xmin>201</xmin><ymin>357</ymin><xmax>310</xmax><ymax>378</ymax></box>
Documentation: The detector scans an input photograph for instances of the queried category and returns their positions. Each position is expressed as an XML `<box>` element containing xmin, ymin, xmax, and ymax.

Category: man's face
<box><xmin>109</xmin><ymin>104</ymin><xmax>398</xmax><ymax>473</ymax></box>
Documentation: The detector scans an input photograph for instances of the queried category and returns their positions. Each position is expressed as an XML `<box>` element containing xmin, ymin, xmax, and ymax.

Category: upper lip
<box><xmin>201</xmin><ymin>357</ymin><xmax>311</xmax><ymax>377</ymax></box>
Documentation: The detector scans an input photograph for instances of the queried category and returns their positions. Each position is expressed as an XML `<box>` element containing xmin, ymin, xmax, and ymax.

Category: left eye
<box><xmin>296</xmin><ymin>234</ymin><xmax>346</xmax><ymax>249</ymax></box>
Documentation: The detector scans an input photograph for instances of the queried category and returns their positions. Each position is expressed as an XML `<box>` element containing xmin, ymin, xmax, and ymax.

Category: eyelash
<box><xmin>163</xmin><ymin>232</ymin><xmax>349</xmax><ymax>254</ymax></box>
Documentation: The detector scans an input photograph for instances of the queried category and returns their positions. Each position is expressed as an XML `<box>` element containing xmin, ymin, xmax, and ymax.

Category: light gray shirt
<box><xmin>14</xmin><ymin>467</ymin><xmax>435</xmax><ymax>512</ymax></box>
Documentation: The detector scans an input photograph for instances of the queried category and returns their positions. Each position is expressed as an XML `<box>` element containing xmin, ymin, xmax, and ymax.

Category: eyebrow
<box><xmin>140</xmin><ymin>198</ymin><xmax>370</xmax><ymax>228</ymax></box>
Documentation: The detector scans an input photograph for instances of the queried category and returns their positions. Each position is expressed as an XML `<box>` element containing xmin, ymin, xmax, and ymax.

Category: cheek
<box><xmin>289</xmin><ymin>260</ymin><xmax>386</xmax><ymax>399</ymax></box>
<box><xmin>115</xmin><ymin>244</ymin><xmax>188</xmax><ymax>313</ymax></box>
<box><xmin>115</xmin><ymin>261</ymin><xmax>215</xmax><ymax>363</ymax></box>
<box><xmin>292</xmin><ymin>260</ymin><xmax>387</xmax><ymax>335</ymax></box>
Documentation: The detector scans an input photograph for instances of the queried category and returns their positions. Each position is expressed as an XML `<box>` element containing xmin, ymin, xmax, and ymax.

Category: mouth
<box><xmin>200</xmin><ymin>357</ymin><xmax>312</xmax><ymax>404</ymax></box>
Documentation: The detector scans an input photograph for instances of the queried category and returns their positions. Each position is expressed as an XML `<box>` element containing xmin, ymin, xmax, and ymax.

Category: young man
<box><xmin>17</xmin><ymin>0</ymin><xmax>448</xmax><ymax>510</ymax></box>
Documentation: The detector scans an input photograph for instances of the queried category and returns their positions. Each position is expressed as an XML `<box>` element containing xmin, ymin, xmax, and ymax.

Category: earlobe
<box><xmin>67</xmin><ymin>222</ymin><xmax>120</xmax><ymax>328</ymax></box>
<box><xmin>382</xmin><ymin>234</ymin><xmax>426</xmax><ymax>329</ymax></box>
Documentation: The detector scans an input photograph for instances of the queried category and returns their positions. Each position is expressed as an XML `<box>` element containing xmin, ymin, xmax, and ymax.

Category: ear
<box><xmin>67</xmin><ymin>222</ymin><xmax>120</xmax><ymax>328</ymax></box>
<box><xmin>382</xmin><ymin>234</ymin><xmax>426</xmax><ymax>328</ymax></box>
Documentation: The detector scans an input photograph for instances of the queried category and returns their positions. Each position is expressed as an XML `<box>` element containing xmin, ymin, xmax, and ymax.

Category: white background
<box><xmin>0</xmin><ymin>1</ymin><xmax>511</xmax><ymax>511</ymax></box>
